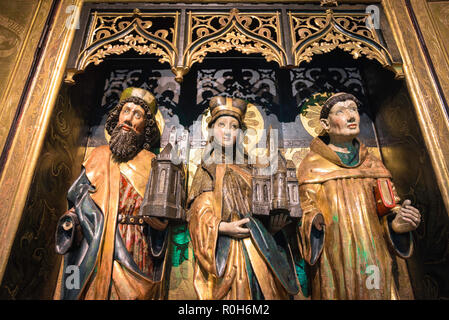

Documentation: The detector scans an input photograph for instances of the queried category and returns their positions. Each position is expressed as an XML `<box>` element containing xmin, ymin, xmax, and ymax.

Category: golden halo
<box><xmin>155</xmin><ymin>109</ymin><xmax>165</xmax><ymax>135</ymax></box>
<box><xmin>201</xmin><ymin>102</ymin><xmax>265</xmax><ymax>156</ymax></box>
<box><xmin>104</xmin><ymin>109</ymin><xmax>165</xmax><ymax>143</ymax></box>
<box><xmin>299</xmin><ymin>92</ymin><xmax>333</xmax><ymax>137</ymax></box>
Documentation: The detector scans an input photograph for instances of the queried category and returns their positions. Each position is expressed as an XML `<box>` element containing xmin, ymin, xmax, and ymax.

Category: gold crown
<box><xmin>120</xmin><ymin>87</ymin><xmax>157</xmax><ymax>115</ymax></box>
<box><xmin>208</xmin><ymin>96</ymin><xmax>248</xmax><ymax>127</ymax></box>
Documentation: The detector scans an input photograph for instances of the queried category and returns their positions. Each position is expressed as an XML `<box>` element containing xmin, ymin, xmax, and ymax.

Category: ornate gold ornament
<box><xmin>64</xmin><ymin>6</ymin><xmax>404</xmax><ymax>83</ymax></box>
<box><xmin>66</xmin><ymin>9</ymin><xmax>179</xmax><ymax>83</ymax></box>
<box><xmin>320</xmin><ymin>0</ymin><xmax>338</xmax><ymax>7</ymax></box>
<box><xmin>178</xmin><ymin>8</ymin><xmax>287</xmax><ymax>82</ymax></box>
<box><xmin>289</xmin><ymin>10</ymin><xmax>400</xmax><ymax>78</ymax></box>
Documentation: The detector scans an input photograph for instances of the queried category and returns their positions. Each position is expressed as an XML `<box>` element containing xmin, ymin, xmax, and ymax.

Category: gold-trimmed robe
<box><xmin>55</xmin><ymin>145</ymin><xmax>168</xmax><ymax>300</ymax></box>
<box><xmin>297</xmin><ymin>137</ymin><xmax>414</xmax><ymax>300</ymax></box>
<box><xmin>187</xmin><ymin>162</ymin><xmax>290</xmax><ymax>300</ymax></box>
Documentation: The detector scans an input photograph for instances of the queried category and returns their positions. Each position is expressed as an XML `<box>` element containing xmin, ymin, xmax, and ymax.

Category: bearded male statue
<box><xmin>54</xmin><ymin>88</ymin><xmax>169</xmax><ymax>300</ymax></box>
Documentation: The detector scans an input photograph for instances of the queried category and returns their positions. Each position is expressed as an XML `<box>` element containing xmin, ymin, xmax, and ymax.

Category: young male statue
<box><xmin>297</xmin><ymin>92</ymin><xmax>421</xmax><ymax>299</ymax></box>
<box><xmin>54</xmin><ymin>88</ymin><xmax>169</xmax><ymax>300</ymax></box>
<box><xmin>187</xmin><ymin>96</ymin><xmax>300</xmax><ymax>300</ymax></box>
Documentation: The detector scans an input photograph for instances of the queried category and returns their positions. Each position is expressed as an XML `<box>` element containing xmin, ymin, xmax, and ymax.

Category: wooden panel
<box><xmin>0</xmin><ymin>0</ymin><xmax>52</xmax><ymax>152</ymax></box>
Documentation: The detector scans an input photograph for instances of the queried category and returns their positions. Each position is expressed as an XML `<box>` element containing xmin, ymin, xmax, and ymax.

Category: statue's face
<box><xmin>320</xmin><ymin>99</ymin><xmax>360</xmax><ymax>141</ymax></box>
<box><xmin>118</xmin><ymin>102</ymin><xmax>146</xmax><ymax>135</ymax></box>
<box><xmin>109</xmin><ymin>102</ymin><xmax>146</xmax><ymax>162</ymax></box>
<box><xmin>212</xmin><ymin>115</ymin><xmax>240</xmax><ymax>147</ymax></box>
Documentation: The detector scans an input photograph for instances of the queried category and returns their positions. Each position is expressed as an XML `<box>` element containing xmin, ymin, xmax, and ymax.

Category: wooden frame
<box><xmin>0</xmin><ymin>0</ymin><xmax>448</xmax><ymax>288</ymax></box>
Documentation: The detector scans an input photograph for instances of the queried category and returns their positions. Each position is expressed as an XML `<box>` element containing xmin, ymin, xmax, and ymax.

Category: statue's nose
<box><xmin>123</xmin><ymin>113</ymin><xmax>133</xmax><ymax>121</ymax></box>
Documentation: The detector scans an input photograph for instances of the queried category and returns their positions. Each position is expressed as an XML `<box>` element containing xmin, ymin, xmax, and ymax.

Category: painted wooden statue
<box><xmin>54</xmin><ymin>88</ymin><xmax>169</xmax><ymax>300</ymax></box>
<box><xmin>297</xmin><ymin>92</ymin><xmax>421</xmax><ymax>299</ymax></box>
<box><xmin>187</xmin><ymin>96</ymin><xmax>301</xmax><ymax>300</ymax></box>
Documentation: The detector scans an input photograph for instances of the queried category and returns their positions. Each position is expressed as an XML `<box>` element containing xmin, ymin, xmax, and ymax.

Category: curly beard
<box><xmin>109</xmin><ymin>124</ymin><xmax>144</xmax><ymax>162</ymax></box>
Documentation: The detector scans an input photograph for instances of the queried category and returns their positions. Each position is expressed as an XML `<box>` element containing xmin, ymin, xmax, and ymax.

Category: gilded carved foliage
<box><xmin>187</xmin><ymin>31</ymin><xmax>280</xmax><ymax>66</ymax></box>
<box><xmin>189</xmin><ymin>11</ymin><xmax>280</xmax><ymax>45</ymax></box>
<box><xmin>289</xmin><ymin>10</ymin><xmax>397</xmax><ymax>76</ymax></box>
<box><xmin>76</xmin><ymin>10</ymin><xmax>178</xmax><ymax>74</ymax></box>
<box><xmin>66</xmin><ymin>7</ymin><xmax>402</xmax><ymax>83</ymax></box>
<box><xmin>90</xmin><ymin>14</ymin><xmax>175</xmax><ymax>44</ymax></box>
<box><xmin>85</xmin><ymin>34</ymin><xmax>172</xmax><ymax>67</ymax></box>
<box><xmin>183</xmin><ymin>9</ymin><xmax>287</xmax><ymax>72</ymax></box>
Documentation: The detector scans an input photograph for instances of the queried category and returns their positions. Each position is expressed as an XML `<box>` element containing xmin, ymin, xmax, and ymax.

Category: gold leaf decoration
<box><xmin>184</xmin><ymin>10</ymin><xmax>285</xmax><ymax>72</ymax></box>
<box><xmin>189</xmin><ymin>31</ymin><xmax>281</xmax><ymax>66</ymax></box>
<box><xmin>84</xmin><ymin>34</ymin><xmax>172</xmax><ymax>68</ymax></box>
<box><xmin>290</xmin><ymin>10</ymin><xmax>393</xmax><ymax>71</ymax></box>
<box><xmin>76</xmin><ymin>12</ymin><xmax>178</xmax><ymax>74</ymax></box>
<box><xmin>299</xmin><ymin>92</ymin><xmax>333</xmax><ymax>137</ymax></box>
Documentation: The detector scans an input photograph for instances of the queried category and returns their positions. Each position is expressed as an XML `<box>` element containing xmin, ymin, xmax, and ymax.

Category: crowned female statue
<box><xmin>186</xmin><ymin>96</ymin><xmax>301</xmax><ymax>300</ymax></box>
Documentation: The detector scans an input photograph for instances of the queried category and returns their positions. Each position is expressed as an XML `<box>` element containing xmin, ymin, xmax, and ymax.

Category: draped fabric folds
<box><xmin>55</xmin><ymin>146</ymin><xmax>168</xmax><ymax>300</ymax></box>
<box><xmin>297</xmin><ymin>137</ymin><xmax>414</xmax><ymax>300</ymax></box>
<box><xmin>187</xmin><ymin>161</ymin><xmax>294</xmax><ymax>300</ymax></box>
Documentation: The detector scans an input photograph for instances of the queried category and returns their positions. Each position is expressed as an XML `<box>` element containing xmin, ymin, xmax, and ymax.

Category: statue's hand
<box><xmin>312</xmin><ymin>214</ymin><xmax>325</xmax><ymax>231</ymax></box>
<box><xmin>391</xmin><ymin>199</ymin><xmax>421</xmax><ymax>234</ymax></box>
<box><xmin>143</xmin><ymin>216</ymin><xmax>169</xmax><ymax>231</ymax></box>
<box><xmin>219</xmin><ymin>218</ymin><xmax>250</xmax><ymax>239</ymax></box>
<box><xmin>269</xmin><ymin>214</ymin><xmax>291</xmax><ymax>234</ymax></box>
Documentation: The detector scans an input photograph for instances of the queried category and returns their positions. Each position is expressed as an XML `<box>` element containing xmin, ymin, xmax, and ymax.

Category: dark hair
<box><xmin>320</xmin><ymin>93</ymin><xmax>361</xmax><ymax>119</ymax></box>
<box><xmin>105</xmin><ymin>96</ymin><xmax>160</xmax><ymax>150</ymax></box>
